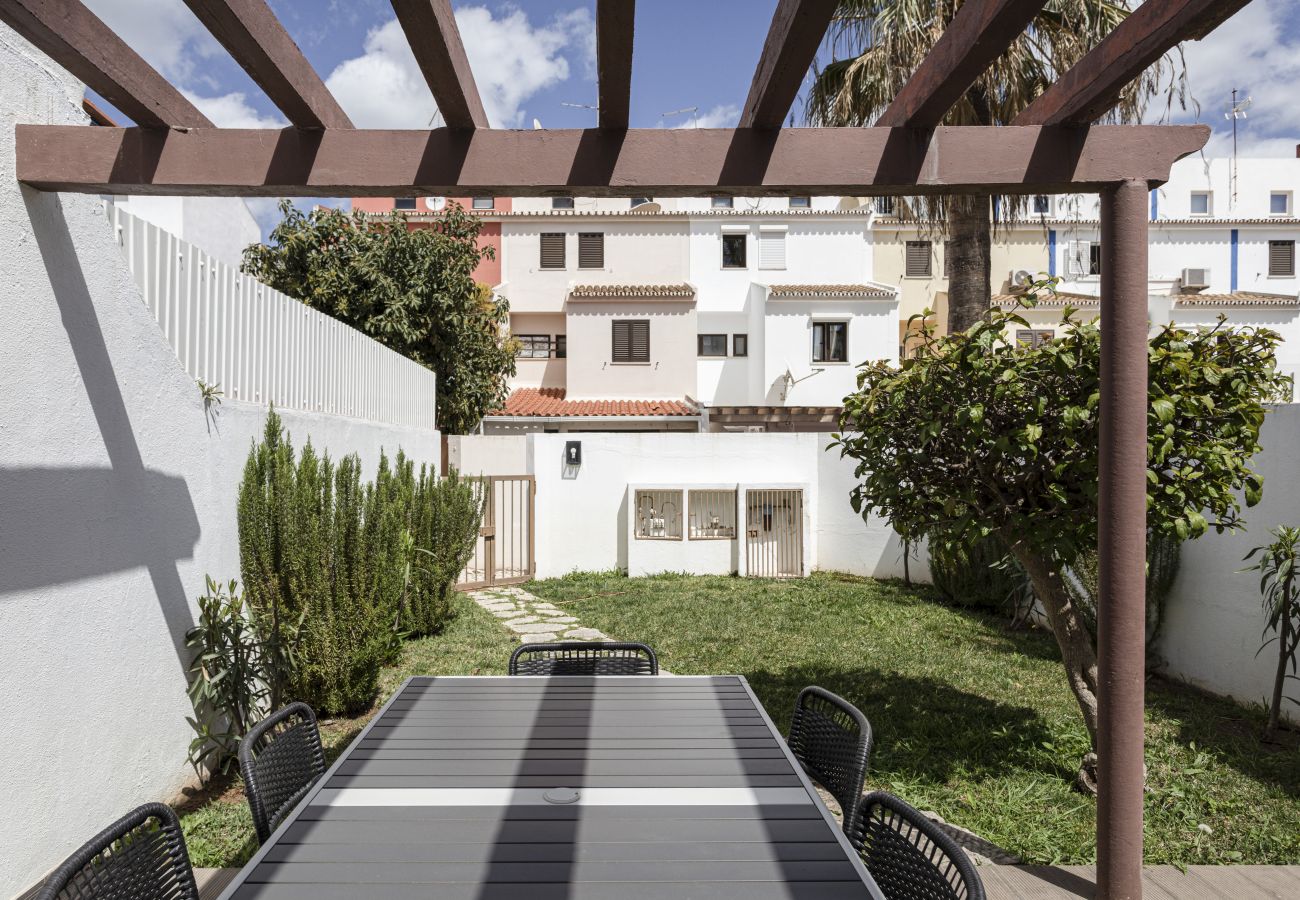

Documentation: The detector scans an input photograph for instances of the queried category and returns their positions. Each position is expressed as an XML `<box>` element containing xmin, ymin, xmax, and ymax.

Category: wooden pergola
<box><xmin>0</xmin><ymin>1</ymin><xmax>1252</xmax><ymax>897</ymax></box>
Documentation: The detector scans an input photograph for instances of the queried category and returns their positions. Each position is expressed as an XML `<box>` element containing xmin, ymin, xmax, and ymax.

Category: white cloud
<box><xmin>1171</xmin><ymin>0</ymin><xmax>1300</xmax><ymax>156</ymax></box>
<box><xmin>183</xmin><ymin>90</ymin><xmax>286</xmax><ymax>129</ymax></box>
<box><xmin>664</xmin><ymin>104</ymin><xmax>740</xmax><ymax>129</ymax></box>
<box><xmin>325</xmin><ymin>5</ymin><xmax>592</xmax><ymax>129</ymax></box>
<box><xmin>82</xmin><ymin>0</ymin><xmax>220</xmax><ymax>85</ymax></box>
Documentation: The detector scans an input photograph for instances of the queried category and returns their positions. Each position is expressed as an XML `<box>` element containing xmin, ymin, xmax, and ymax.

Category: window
<box><xmin>635</xmin><ymin>489</ymin><xmax>682</xmax><ymax>540</ymax></box>
<box><xmin>722</xmin><ymin>233</ymin><xmax>747</xmax><ymax>268</ymax></box>
<box><xmin>515</xmin><ymin>335</ymin><xmax>552</xmax><ymax>359</ymax></box>
<box><xmin>578</xmin><ymin>232</ymin><xmax>605</xmax><ymax>269</ymax></box>
<box><xmin>732</xmin><ymin>333</ymin><xmax>748</xmax><ymax>357</ymax></box>
<box><xmin>555</xmin><ymin>335</ymin><xmax>567</xmax><ymax>359</ymax></box>
<box><xmin>874</xmin><ymin>197</ymin><xmax>895</xmax><ymax>215</ymax></box>
<box><xmin>1089</xmin><ymin>244</ymin><xmax>1102</xmax><ymax>276</ymax></box>
<box><xmin>1016</xmin><ymin>329</ymin><xmax>1055</xmax><ymax>348</ymax></box>
<box><xmin>1190</xmin><ymin>191</ymin><xmax>1211</xmax><ymax>216</ymax></box>
<box><xmin>472</xmin><ymin>197</ymin><xmax>494</xmax><ymax>210</ymax></box>
<box><xmin>612</xmin><ymin>320</ymin><xmax>650</xmax><ymax>363</ymax></box>
<box><xmin>689</xmin><ymin>490</ymin><xmax>737</xmax><ymax>540</ymax></box>
<box><xmin>552</xmin><ymin>196</ymin><xmax>575</xmax><ymax>209</ymax></box>
<box><xmin>789</xmin><ymin>196</ymin><xmax>811</xmax><ymax>209</ymax></box>
<box><xmin>698</xmin><ymin>334</ymin><xmax>728</xmax><ymax>357</ymax></box>
<box><xmin>905</xmin><ymin>240</ymin><xmax>932</xmax><ymax>277</ymax></box>
<box><xmin>712</xmin><ymin>196</ymin><xmax>734</xmax><ymax>208</ymax></box>
<box><xmin>631</xmin><ymin>197</ymin><xmax>653</xmax><ymax>207</ymax></box>
<box><xmin>1032</xmin><ymin>194</ymin><xmax>1051</xmax><ymax>215</ymax></box>
<box><xmin>1271</xmin><ymin>192</ymin><xmax>1292</xmax><ymax>216</ymax></box>
<box><xmin>1269</xmin><ymin>240</ymin><xmax>1295</xmax><ymax>277</ymax></box>
<box><xmin>394</xmin><ymin>197</ymin><xmax>417</xmax><ymax>210</ymax></box>
<box><xmin>1064</xmin><ymin>241</ymin><xmax>1100</xmax><ymax>277</ymax></box>
<box><xmin>812</xmin><ymin>321</ymin><xmax>848</xmax><ymax>363</ymax></box>
<box><xmin>757</xmin><ymin>228</ymin><xmax>786</xmax><ymax>269</ymax></box>
<box><xmin>539</xmin><ymin>232</ymin><xmax>566</xmax><ymax>269</ymax></box>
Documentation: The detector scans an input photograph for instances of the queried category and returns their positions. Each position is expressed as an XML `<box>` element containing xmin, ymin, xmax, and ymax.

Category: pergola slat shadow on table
<box><xmin>0</xmin><ymin>1</ymin><xmax>1254</xmax><ymax>897</ymax></box>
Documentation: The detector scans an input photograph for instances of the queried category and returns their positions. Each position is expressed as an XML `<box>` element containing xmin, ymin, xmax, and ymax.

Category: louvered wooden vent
<box><xmin>905</xmin><ymin>240</ymin><xmax>932</xmax><ymax>277</ymax></box>
<box><xmin>540</xmin><ymin>232</ymin><xmax>566</xmax><ymax>269</ymax></box>
<box><xmin>1269</xmin><ymin>240</ymin><xmax>1295</xmax><ymax>277</ymax></box>
<box><xmin>579</xmin><ymin>232</ymin><xmax>605</xmax><ymax>269</ymax></box>
<box><xmin>612</xmin><ymin>320</ymin><xmax>650</xmax><ymax>363</ymax></box>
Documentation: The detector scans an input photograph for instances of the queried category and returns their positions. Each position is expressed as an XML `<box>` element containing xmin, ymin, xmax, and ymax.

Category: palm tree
<box><xmin>808</xmin><ymin>1</ymin><xmax>1185</xmax><ymax>334</ymax></box>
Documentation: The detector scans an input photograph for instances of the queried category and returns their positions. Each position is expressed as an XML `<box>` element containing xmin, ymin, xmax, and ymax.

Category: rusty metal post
<box><xmin>1097</xmin><ymin>179</ymin><xmax>1149</xmax><ymax>900</ymax></box>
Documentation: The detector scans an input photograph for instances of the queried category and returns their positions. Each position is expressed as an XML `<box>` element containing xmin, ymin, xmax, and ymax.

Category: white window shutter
<box><xmin>1065</xmin><ymin>240</ymin><xmax>1090</xmax><ymax>277</ymax></box>
<box><xmin>758</xmin><ymin>230</ymin><xmax>786</xmax><ymax>270</ymax></box>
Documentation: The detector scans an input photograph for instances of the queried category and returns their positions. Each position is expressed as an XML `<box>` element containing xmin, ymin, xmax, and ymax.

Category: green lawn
<box><xmin>526</xmin><ymin>571</ymin><xmax>1300</xmax><ymax>866</ymax></box>
<box><xmin>179</xmin><ymin>594</ymin><xmax>516</xmax><ymax>868</ymax></box>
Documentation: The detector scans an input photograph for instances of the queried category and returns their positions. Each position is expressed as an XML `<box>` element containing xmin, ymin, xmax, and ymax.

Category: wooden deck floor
<box><xmin>978</xmin><ymin>865</ymin><xmax>1300</xmax><ymax>899</ymax></box>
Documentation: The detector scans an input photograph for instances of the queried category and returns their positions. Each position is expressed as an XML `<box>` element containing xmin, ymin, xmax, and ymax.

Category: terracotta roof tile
<box><xmin>768</xmin><ymin>283</ymin><xmax>895</xmax><ymax>298</ymax></box>
<box><xmin>568</xmin><ymin>283</ymin><xmax>695</xmax><ymax>300</ymax></box>
<box><xmin>491</xmin><ymin>388</ymin><xmax>698</xmax><ymax>418</ymax></box>
<box><xmin>994</xmin><ymin>291</ymin><xmax>1101</xmax><ymax>308</ymax></box>
<box><xmin>1174</xmin><ymin>291</ymin><xmax>1300</xmax><ymax>308</ymax></box>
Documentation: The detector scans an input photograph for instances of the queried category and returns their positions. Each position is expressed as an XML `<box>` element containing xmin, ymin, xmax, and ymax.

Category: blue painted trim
<box><xmin>1150</xmin><ymin>189</ymin><xmax>1158</xmax><ymax>221</ymax></box>
<box><xmin>1048</xmin><ymin>229</ymin><xmax>1057</xmax><ymax>277</ymax></box>
<box><xmin>992</xmin><ymin>196</ymin><xmax>1001</xmax><ymax>221</ymax></box>
<box><xmin>1231</xmin><ymin>228</ymin><xmax>1239</xmax><ymax>291</ymax></box>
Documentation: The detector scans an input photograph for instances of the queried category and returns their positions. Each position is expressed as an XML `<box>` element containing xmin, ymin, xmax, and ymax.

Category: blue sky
<box><xmin>80</xmin><ymin>0</ymin><xmax>1300</xmax><ymax>238</ymax></box>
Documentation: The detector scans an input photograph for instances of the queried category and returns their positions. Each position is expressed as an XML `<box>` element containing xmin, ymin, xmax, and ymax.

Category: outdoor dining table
<box><xmin>217</xmin><ymin>675</ymin><xmax>885</xmax><ymax>900</ymax></box>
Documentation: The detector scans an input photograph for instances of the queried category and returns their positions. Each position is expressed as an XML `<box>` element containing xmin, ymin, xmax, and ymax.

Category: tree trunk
<box><xmin>945</xmin><ymin>195</ymin><xmax>993</xmax><ymax>334</ymax></box>
<box><xmin>1002</xmin><ymin>532</ymin><xmax>1103</xmax><ymax>790</ymax></box>
<box><xmin>1265</xmin><ymin>567</ymin><xmax>1294</xmax><ymax>741</ymax></box>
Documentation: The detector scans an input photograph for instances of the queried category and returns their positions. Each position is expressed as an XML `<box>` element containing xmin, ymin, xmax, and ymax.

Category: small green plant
<box><xmin>184</xmin><ymin>577</ymin><xmax>265</xmax><ymax>778</ymax></box>
<box><xmin>198</xmin><ymin>379</ymin><xmax>223</xmax><ymax>406</ymax></box>
<box><xmin>1242</xmin><ymin>526</ymin><xmax>1300</xmax><ymax>740</ymax></box>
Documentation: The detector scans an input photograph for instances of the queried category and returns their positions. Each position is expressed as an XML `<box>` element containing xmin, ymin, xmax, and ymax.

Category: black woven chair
<box><xmin>787</xmin><ymin>685</ymin><xmax>872</xmax><ymax>832</ymax></box>
<box><xmin>850</xmin><ymin>792</ymin><xmax>986</xmax><ymax>900</ymax></box>
<box><xmin>509</xmin><ymin>641</ymin><xmax>659</xmax><ymax>676</ymax></box>
<box><xmin>239</xmin><ymin>701</ymin><xmax>327</xmax><ymax>844</ymax></box>
<box><xmin>35</xmin><ymin>802</ymin><xmax>199</xmax><ymax>900</ymax></box>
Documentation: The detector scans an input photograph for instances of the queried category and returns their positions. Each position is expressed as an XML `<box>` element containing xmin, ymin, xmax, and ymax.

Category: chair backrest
<box><xmin>239</xmin><ymin>701</ymin><xmax>327</xmax><ymax>844</ymax></box>
<box><xmin>509</xmin><ymin>641</ymin><xmax>659</xmax><ymax>676</ymax></box>
<box><xmin>787</xmin><ymin>686</ymin><xmax>871</xmax><ymax>830</ymax></box>
<box><xmin>849</xmin><ymin>792</ymin><xmax>986</xmax><ymax>900</ymax></box>
<box><xmin>36</xmin><ymin>802</ymin><xmax>199</xmax><ymax>900</ymax></box>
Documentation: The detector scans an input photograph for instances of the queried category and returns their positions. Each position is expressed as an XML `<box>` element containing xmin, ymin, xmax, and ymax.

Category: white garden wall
<box><xmin>1159</xmin><ymin>404</ymin><xmax>1300</xmax><ymax>721</ymax></box>
<box><xmin>0</xmin><ymin>32</ymin><xmax>438</xmax><ymax>898</ymax></box>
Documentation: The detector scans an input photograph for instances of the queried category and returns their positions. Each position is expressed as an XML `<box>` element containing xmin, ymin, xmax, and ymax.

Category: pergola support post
<box><xmin>1097</xmin><ymin>179</ymin><xmax>1149</xmax><ymax>900</ymax></box>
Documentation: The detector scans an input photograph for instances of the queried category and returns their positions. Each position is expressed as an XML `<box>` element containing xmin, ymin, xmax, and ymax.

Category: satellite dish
<box><xmin>632</xmin><ymin>201</ymin><xmax>662</xmax><ymax>212</ymax></box>
<box><xmin>837</xmin><ymin>197</ymin><xmax>864</xmax><ymax>211</ymax></box>
<box><xmin>424</xmin><ymin>196</ymin><xmax>446</xmax><ymax>211</ymax></box>
<box><xmin>533</xmin><ymin>118</ymin><xmax>543</xmax><ymax>130</ymax></box>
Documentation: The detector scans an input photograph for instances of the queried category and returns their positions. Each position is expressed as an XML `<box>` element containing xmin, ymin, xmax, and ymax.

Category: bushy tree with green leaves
<box><xmin>834</xmin><ymin>289</ymin><xmax>1288</xmax><ymax>785</ymax></box>
<box><xmin>242</xmin><ymin>201</ymin><xmax>516</xmax><ymax>434</ymax></box>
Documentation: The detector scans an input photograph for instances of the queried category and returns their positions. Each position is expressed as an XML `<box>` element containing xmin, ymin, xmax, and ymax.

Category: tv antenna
<box><xmin>561</xmin><ymin>101</ymin><xmax>599</xmax><ymax>124</ymax></box>
<box><xmin>1224</xmin><ymin>89</ymin><xmax>1252</xmax><ymax>208</ymax></box>
<box><xmin>661</xmin><ymin>106</ymin><xmax>699</xmax><ymax>128</ymax></box>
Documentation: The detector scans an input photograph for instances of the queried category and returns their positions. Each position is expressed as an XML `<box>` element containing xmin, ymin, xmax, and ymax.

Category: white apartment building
<box><xmin>483</xmin><ymin>196</ymin><xmax>897</xmax><ymax>433</ymax></box>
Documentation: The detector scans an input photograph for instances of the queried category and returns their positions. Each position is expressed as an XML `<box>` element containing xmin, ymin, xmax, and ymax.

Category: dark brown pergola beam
<box><xmin>0</xmin><ymin>0</ymin><xmax>211</xmax><ymax>128</ymax></box>
<box><xmin>392</xmin><ymin>0</ymin><xmax>488</xmax><ymax>129</ymax></box>
<box><xmin>15</xmin><ymin>123</ymin><xmax>1207</xmax><ymax>196</ymax></box>
<box><xmin>1014</xmin><ymin>0</ymin><xmax>1251</xmax><ymax>125</ymax></box>
<box><xmin>181</xmin><ymin>0</ymin><xmax>352</xmax><ymax>129</ymax></box>
<box><xmin>739</xmin><ymin>0</ymin><xmax>838</xmax><ymax>129</ymax></box>
<box><xmin>596</xmin><ymin>0</ymin><xmax>634</xmax><ymax>129</ymax></box>
<box><xmin>875</xmin><ymin>0</ymin><xmax>1046</xmax><ymax>128</ymax></box>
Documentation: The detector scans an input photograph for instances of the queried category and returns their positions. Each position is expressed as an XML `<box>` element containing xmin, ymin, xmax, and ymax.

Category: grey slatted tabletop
<box><xmin>219</xmin><ymin>675</ymin><xmax>884</xmax><ymax>900</ymax></box>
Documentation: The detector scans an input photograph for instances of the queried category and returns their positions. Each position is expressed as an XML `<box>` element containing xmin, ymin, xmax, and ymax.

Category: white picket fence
<box><xmin>106</xmin><ymin>203</ymin><xmax>437</xmax><ymax>430</ymax></box>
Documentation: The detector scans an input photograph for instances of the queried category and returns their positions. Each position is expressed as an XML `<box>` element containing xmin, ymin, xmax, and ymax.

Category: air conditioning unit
<box><xmin>1182</xmin><ymin>267</ymin><xmax>1210</xmax><ymax>288</ymax></box>
<box><xmin>1010</xmin><ymin>269</ymin><xmax>1035</xmax><ymax>290</ymax></box>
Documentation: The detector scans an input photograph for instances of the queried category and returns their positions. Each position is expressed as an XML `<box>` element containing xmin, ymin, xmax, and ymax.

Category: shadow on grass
<box><xmin>743</xmin><ymin>664</ymin><xmax>1069</xmax><ymax>784</ymax></box>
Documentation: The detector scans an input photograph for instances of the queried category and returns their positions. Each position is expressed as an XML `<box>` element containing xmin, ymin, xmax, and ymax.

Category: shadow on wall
<box><xmin>5</xmin><ymin>190</ymin><xmax>201</xmax><ymax>673</ymax></box>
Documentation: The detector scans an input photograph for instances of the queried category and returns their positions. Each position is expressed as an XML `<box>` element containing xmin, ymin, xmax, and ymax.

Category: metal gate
<box><xmin>745</xmin><ymin>489</ymin><xmax>804</xmax><ymax>578</ymax></box>
<box><xmin>457</xmin><ymin>476</ymin><xmax>535</xmax><ymax>590</ymax></box>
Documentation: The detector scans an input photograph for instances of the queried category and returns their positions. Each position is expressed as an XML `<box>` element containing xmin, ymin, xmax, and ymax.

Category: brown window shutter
<box><xmin>630</xmin><ymin>321</ymin><xmax>650</xmax><ymax>361</ymax></box>
<box><xmin>613</xmin><ymin>320</ymin><xmax>649</xmax><ymax>362</ymax></box>
<box><xmin>905</xmin><ymin>241</ymin><xmax>932</xmax><ymax>277</ymax></box>
<box><xmin>578</xmin><ymin>232</ymin><xmax>604</xmax><ymax>269</ymax></box>
<box><xmin>540</xmin><ymin>233</ymin><xmax>566</xmax><ymax>269</ymax></box>
<box><xmin>1269</xmin><ymin>240</ymin><xmax>1294</xmax><ymax>277</ymax></box>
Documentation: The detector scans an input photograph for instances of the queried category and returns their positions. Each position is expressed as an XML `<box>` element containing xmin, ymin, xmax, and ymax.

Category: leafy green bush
<box><xmin>405</xmin><ymin>468</ymin><xmax>486</xmax><ymax>636</ymax></box>
<box><xmin>928</xmin><ymin>533</ymin><xmax>1025</xmax><ymax>612</ymax></box>
<box><xmin>1065</xmin><ymin>532</ymin><xmax>1182</xmax><ymax>656</ymax></box>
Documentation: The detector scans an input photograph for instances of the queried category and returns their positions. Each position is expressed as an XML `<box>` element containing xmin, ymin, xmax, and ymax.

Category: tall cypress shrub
<box><xmin>405</xmin><ymin>467</ymin><xmax>485</xmax><ymax>636</ymax></box>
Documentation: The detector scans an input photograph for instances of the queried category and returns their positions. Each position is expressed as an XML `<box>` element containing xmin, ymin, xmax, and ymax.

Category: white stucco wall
<box><xmin>448</xmin><ymin>434</ymin><xmax>530</xmax><ymax>475</ymax></box>
<box><xmin>1159</xmin><ymin>404</ymin><xmax>1300</xmax><ymax>721</ymax></box>
<box><xmin>113</xmin><ymin>196</ymin><xmax>261</xmax><ymax>270</ymax></box>
<box><xmin>761</xmin><ymin>297</ymin><xmax>898</xmax><ymax>407</ymax></box>
<box><xmin>0</xmin><ymin>33</ymin><xmax>438</xmax><ymax>896</ymax></box>
<box><xmin>564</xmin><ymin>300</ymin><xmax>699</xmax><ymax>401</ymax></box>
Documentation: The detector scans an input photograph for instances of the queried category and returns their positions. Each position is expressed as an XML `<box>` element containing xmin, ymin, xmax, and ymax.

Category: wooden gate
<box><xmin>745</xmin><ymin>489</ymin><xmax>804</xmax><ymax>578</ymax></box>
<box><xmin>457</xmin><ymin>476</ymin><xmax>535</xmax><ymax>590</ymax></box>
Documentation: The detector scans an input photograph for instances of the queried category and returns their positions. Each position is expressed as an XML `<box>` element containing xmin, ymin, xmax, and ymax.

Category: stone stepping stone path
<box><xmin>469</xmin><ymin>586</ymin><xmax>610</xmax><ymax>645</ymax></box>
